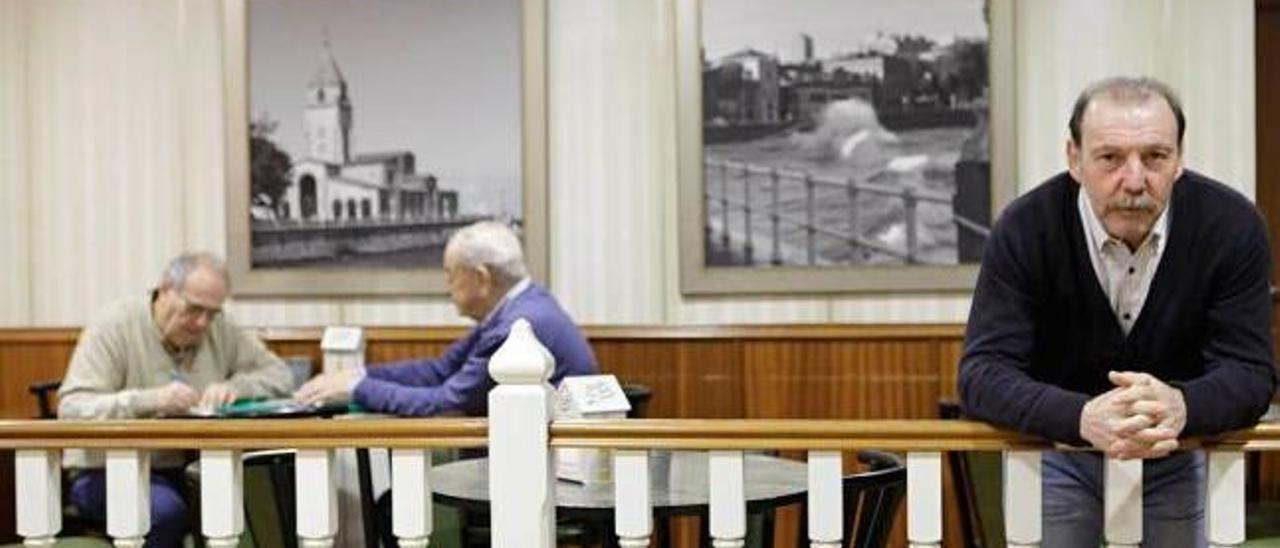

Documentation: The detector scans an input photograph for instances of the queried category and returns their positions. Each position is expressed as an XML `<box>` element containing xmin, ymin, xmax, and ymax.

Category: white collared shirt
<box><xmin>1077</xmin><ymin>190</ymin><xmax>1170</xmax><ymax>335</ymax></box>
<box><xmin>481</xmin><ymin>277</ymin><xmax>532</xmax><ymax>326</ymax></box>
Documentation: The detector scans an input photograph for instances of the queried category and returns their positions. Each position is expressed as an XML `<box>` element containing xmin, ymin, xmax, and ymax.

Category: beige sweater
<box><xmin>58</xmin><ymin>294</ymin><xmax>293</xmax><ymax>469</ymax></box>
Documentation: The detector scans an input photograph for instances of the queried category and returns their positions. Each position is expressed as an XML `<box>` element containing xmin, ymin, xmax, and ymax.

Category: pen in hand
<box><xmin>159</xmin><ymin>370</ymin><xmax>200</xmax><ymax>415</ymax></box>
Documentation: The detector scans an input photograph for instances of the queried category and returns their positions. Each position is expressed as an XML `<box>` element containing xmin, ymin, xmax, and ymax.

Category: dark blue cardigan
<box><xmin>959</xmin><ymin>170</ymin><xmax>1276</xmax><ymax>445</ymax></box>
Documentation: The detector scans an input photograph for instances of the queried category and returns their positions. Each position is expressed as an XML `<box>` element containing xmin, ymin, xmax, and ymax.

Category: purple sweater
<box><xmin>352</xmin><ymin>284</ymin><xmax>598</xmax><ymax>416</ymax></box>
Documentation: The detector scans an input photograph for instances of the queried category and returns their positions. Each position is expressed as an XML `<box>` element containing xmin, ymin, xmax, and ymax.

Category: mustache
<box><xmin>1105</xmin><ymin>195</ymin><xmax>1158</xmax><ymax>214</ymax></box>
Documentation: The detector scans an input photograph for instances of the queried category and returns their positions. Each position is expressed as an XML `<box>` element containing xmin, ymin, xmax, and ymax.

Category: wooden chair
<box><xmin>795</xmin><ymin>449</ymin><xmax>907</xmax><ymax>548</ymax></box>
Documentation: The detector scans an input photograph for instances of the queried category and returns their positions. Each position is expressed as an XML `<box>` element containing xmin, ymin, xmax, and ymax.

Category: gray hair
<box><xmin>160</xmin><ymin>252</ymin><xmax>229</xmax><ymax>292</ymax></box>
<box><xmin>1069</xmin><ymin>76</ymin><xmax>1186</xmax><ymax>148</ymax></box>
<box><xmin>446</xmin><ymin>221</ymin><xmax>528</xmax><ymax>287</ymax></box>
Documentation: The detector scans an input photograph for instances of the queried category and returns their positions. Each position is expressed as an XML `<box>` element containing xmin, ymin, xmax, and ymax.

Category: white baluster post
<box><xmin>200</xmin><ymin>450</ymin><xmax>244</xmax><ymax>548</ymax></box>
<box><xmin>614</xmin><ymin>450</ymin><xmax>652</xmax><ymax>547</ymax></box>
<box><xmin>15</xmin><ymin>449</ymin><xmax>62</xmax><ymax>546</ymax></box>
<box><xmin>709</xmin><ymin>450</ymin><xmax>746</xmax><ymax>548</ymax></box>
<box><xmin>1206</xmin><ymin>450</ymin><xmax>1245</xmax><ymax>548</ymax></box>
<box><xmin>391</xmin><ymin>448</ymin><xmax>433</xmax><ymax>548</ymax></box>
<box><xmin>1104</xmin><ymin>457</ymin><xmax>1142</xmax><ymax>548</ymax></box>
<box><xmin>488</xmin><ymin>318</ymin><xmax>555</xmax><ymax>548</ymax></box>
<box><xmin>1004</xmin><ymin>451</ymin><xmax>1041</xmax><ymax>548</ymax></box>
<box><xmin>296</xmin><ymin>448</ymin><xmax>339</xmax><ymax>548</ymax></box>
<box><xmin>807</xmin><ymin>451</ymin><xmax>843</xmax><ymax>547</ymax></box>
<box><xmin>106</xmin><ymin>450</ymin><xmax>150</xmax><ymax>548</ymax></box>
<box><xmin>907</xmin><ymin>452</ymin><xmax>941</xmax><ymax>548</ymax></box>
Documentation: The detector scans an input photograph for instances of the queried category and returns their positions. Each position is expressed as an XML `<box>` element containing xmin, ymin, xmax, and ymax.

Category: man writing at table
<box><xmin>959</xmin><ymin>76</ymin><xmax>1276</xmax><ymax>547</ymax></box>
<box><xmin>295</xmin><ymin>220</ymin><xmax>598</xmax><ymax>415</ymax></box>
<box><xmin>58</xmin><ymin>252</ymin><xmax>294</xmax><ymax>547</ymax></box>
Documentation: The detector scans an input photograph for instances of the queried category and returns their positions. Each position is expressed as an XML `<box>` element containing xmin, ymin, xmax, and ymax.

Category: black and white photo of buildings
<box><xmin>701</xmin><ymin>0</ymin><xmax>992</xmax><ymax>267</ymax></box>
<box><xmin>247</xmin><ymin>0</ymin><xmax>522</xmax><ymax>269</ymax></box>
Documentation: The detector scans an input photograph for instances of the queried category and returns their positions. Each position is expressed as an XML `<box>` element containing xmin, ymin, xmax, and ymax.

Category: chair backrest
<box><xmin>242</xmin><ymin>450</ymin><xmax>299</xmax><ymax>548</ymax></box>
<box><xmin>796</xmin><ymin>449</ymin><xmax>906</xmax><ymax>548</ymax></box>
<box><xmin>621</xmin><ymin>383</ymin><xmax>652</xmax><ymax>418</ymax></box>
<box><xmin>939</xmin><ymin>398</ymin><xmax>996</xmax><ymax>548</ymax></box>
<box><xmin>28</xmin><ymin>380</ymin><xmax>62</xmax><ymax>419</ymax></box>
<box><xmin>844</xmin><ymin>450</ymin><xmax>906</xmax><ymax>548</ymax></box>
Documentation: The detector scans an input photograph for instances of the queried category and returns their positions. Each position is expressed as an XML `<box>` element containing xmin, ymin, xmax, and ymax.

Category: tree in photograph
<box><xmin>250</xmin><ymin>116</ymin><xmax>293</xmax><ymax>216</ymax></box>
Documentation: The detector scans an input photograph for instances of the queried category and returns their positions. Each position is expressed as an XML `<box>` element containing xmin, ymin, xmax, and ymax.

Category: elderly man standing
<box><xmin>296</xmin><ymin>220</ymin><xmax>598</xmax><ymax>416</ymax></box>
<box><xmin>959</xmin><ymin>76</ymin><xmax>1276</xmax><ymax>547</ymax></box>
<box><xmin>59</xmin><ymin>252</ymin><xmax>293</xmax><ymax>547</ymax></box>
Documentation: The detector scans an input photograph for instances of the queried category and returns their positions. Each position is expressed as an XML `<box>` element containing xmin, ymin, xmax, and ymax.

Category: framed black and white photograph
<box><xmin>223</xmin><ymin>0</ymin><xmax>547</xmax><ymax>296</ymax></box>
<box><xmin>677</xmin><ymin>0</ymin><xmax>1016</xmax><ymax>294</ymax></box>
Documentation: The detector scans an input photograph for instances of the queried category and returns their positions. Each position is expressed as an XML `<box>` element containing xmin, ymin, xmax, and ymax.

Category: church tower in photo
<box><xmin>273</xmin><ymin>38</ymin><xmax>452</xmax><ymax>226</ymax></box>
<box><xmin>304</xmin><ymin>40</ymin><xmax>352</xmax><ymax>165</ymax></box>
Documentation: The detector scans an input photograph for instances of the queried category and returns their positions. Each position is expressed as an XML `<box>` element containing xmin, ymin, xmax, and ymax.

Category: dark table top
<box><xmin>430</xmin><ymin>452</ymin><xmax>809</xmax><ymax>517</ymax></box>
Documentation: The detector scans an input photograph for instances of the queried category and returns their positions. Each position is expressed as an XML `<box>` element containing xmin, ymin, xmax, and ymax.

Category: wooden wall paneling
<box><xmin>1258</xmin><ymin>0</ymin><xmax>1280</xmax><ymax>365</ymax></box>
<box><xmin>1257</xmin><ymin>0</ymin><xmax>1280</xmax><ymax>504</ymax></box>
<box><xmin>742</xmin><ymin>339</ymin><xmax>943</xmax><ymax>420</ymax></box>
<box><xmin>0</xmin><ymin>340</ymin><xmax>77</xmax><ymax>419</ymax></box>
<box><xmin>264</xmin><ymin>341</ymin><xmax>323</xmax><ymax>377</ymax></box>
<box><xmin>364</xmin><ymin>341</ymin><xmax>453</xmax><ymax>368</ymax></box>
<box><xmin>591</xmin><ymin>340</ymin><xmax>682</xmax><ymax>419</ymax></box>
<box><xmin>675</xmin><ymin>340</ymin><xmax>744</xmax><ymax>418</ymax></box>
<box><xmin>937</xmin><ymin>339</ymin><xmax>965</xmax><ymax>403</ymax></box>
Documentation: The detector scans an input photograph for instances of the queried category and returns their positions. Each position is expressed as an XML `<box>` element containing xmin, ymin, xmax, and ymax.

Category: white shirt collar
<box><xmin>481</xmin><ymin>277</ymin><xmax>532</xmax><ymax>325</ymax></box>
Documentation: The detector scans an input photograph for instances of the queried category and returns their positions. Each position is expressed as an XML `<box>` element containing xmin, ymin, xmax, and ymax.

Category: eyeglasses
<box><xmin>175</xmin><ymin>292</ymin><xmax>223</xmax><ymax>321</ymax></box>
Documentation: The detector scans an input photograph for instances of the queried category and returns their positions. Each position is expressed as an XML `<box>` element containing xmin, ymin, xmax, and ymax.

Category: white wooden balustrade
<box><xmin>806</xmin><ymin>451</ymin><xmax>843</xmax><ymax>548</ymax></box>
<box><xmin>199</xmin><ymin>449</ymin><xmax>243</xmax><ymax>548</ymax></box>
<box><xmin>1004</xmin><ymin>450</ymin><xmax>1041</xmax><ymax>548</ymax></box>
<box><xmin>614</xmin><ymin>449</ymin><xmax>651</xmax><ymax>547</ymax></box>
<box><xmin>0</xmin><ymin>322</ymin><xmax>1271</xmax><ymax>547</ymax></box>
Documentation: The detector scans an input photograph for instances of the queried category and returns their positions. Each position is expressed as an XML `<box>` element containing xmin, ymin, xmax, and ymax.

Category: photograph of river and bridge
<box><xmin>701</xmin><ymin>0</ymin><xmax>992</xmax><ymax>268</ymax></box>
<box><xmin>245</xmin><ymin>0</ymin><xmax>523</xmax><ymax>269</ymax></box>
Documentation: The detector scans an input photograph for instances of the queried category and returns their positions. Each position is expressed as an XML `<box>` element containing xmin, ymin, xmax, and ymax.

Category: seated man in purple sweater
<box><xmin>295</xmin><ymin>220</ymin><xmax>598</xmax><ymax>416</ymax></box>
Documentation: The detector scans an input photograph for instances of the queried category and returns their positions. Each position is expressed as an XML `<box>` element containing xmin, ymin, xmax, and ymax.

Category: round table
<box><xmin>430</xmin><ymin>451</ymin><xmax>809</xmax><ymax>518</ymax></box>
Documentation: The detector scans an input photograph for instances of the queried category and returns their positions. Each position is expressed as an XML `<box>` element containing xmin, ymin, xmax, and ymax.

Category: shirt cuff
<box><xmin>347</xmin><ymin>366</ymin><xmax>368</xmax><ymax>392</ymax></box>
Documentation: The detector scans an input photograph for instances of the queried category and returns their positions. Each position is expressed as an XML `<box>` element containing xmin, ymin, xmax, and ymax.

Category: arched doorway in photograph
<box><xmin>299</xmin><ymin>175</ymin><xmax>318</xmax><ymax>220</ymax></box>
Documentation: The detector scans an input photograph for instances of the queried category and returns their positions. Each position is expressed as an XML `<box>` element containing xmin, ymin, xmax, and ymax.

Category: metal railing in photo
<box><xmin>705</xmin><ymin>158</ymin><xmax>973</xmax><ymax>266</ymax></box>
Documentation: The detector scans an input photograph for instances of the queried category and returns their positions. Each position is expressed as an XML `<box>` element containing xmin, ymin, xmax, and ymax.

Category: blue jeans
<box><xmin>69</xmin><ymin>469</ymin><xmax>190</xmax><ymax>548</ymax></box>
<box><xmin>1042</xmin><ymin>451</ymin><xmax>1205</xmax><ymax>548</ymax></box>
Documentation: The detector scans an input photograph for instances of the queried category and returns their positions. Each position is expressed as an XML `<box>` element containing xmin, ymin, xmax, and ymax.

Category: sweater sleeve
<box><xmin>957</xmin><ymin>210</ymin><xmax>1091</xmax><ymax>445</ymax></box>
<box><xmin>353</xmin><ymin>328</ymin><xmax>499</xmax><ymax>416</ymax></box>
<box><xmin>224</xmin><ymin>323</ymin><xmax>293</xmax><ymax>399</ymax></box>
<box><xmin>1175</xmin><ymin>211</ymin><xmax>1276</xmax><ymax>436</ymax></box>
<box><xmin>57</xmin><ymin>316</ymin><xmax>168</xmax><ymax>419</ymax></box>
<box><xmin>363</xmin><ymin>329</ymin><xmax>477</xmax><ymax>388</ymax></box>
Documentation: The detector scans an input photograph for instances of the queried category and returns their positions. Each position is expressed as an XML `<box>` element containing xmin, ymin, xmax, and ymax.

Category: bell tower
<box><xmin>304</xmin><ymin>39</ymin><xmax>352</xmax><ymax>164</ymax></box>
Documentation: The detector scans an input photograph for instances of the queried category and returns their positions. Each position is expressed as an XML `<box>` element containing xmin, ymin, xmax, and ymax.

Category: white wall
<box><xmin>0</xmin><ymin>0</ymin><xmax>1257</xmax><ymax>328</ymax></box>
<box><xmin>0</xmin><ymin>0</ymin><xmax>31</xmax><ymax>326</ymax></box>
